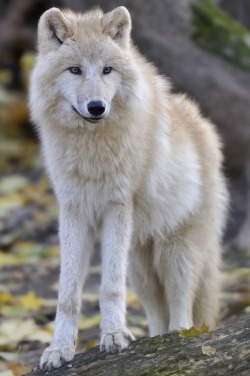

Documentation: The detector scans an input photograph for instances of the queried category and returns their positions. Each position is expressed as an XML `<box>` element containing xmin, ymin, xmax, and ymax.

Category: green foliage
<box><xmin>191</xmin><ymin>0</ymin><xmax>250</xmax><ymax>71</ymax></box>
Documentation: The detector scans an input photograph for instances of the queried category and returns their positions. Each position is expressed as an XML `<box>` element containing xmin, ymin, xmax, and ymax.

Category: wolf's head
<box><xmin>30</xmin><ymin>7</ymin><xmax>140</xmax><ymax>129</ymax></box>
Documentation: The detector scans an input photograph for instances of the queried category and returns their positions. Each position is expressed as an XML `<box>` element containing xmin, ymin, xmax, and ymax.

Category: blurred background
<box><xmin>0</xmin><ymin>0</ymin><xmax>250</xmax><ymax>374</ymax></box>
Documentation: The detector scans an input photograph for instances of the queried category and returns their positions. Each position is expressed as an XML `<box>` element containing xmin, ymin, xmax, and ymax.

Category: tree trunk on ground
<box><xmin>24</xmin><ymin>316</ymin><xmax>250</xmax><ymax>376</ymax></box>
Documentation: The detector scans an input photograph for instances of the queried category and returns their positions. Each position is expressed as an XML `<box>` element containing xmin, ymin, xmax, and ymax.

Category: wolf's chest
<box><xmin>53</xmin><ymin>146</ymin><xmax>134</xmax><ymax>225</ymax></box>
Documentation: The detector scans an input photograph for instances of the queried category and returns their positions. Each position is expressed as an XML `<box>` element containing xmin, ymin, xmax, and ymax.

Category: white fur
<box><xmin>30</xmin><ymin>6</ymin><xmax>228</xmax><ymax>371</ymax></box>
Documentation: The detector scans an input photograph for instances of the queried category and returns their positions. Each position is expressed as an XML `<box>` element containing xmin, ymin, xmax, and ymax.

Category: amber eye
<box><xmin>69</xmin><ymin>67</ymin><xmax>82</xmax><ymax>75</ymax></box>
<box><xmin>103</xmin><ymin>67</ymin><xmax>112</xmax><ymax>75</ymax></box>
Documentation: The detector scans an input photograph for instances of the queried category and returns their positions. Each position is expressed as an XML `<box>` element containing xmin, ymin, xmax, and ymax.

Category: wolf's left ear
<box><xmin>38</xmin><ymin>8</ymin><xmax>72</xmax><ymax>53</ymax></box>
<box><xmin>103</xmin><ymin>6</ymin><xmax>131</xmax><ymax>48</ymax></box>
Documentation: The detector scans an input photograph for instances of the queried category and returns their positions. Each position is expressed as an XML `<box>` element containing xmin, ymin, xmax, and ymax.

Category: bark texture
<box><xmin>25</xmin><ymin>316</ymin><xmax>250</xmax><ymax>376</ymax></box>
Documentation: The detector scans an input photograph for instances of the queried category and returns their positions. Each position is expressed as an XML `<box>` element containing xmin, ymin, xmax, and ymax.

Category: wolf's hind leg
<box><xmin>128</xmin><ymin>240</ymin><xmax>169</xmax><ymax>337</ymax></box>
<box><xmin>193</xmin><ymin>260</ymin><xmax>220</xmax><ymax>330</ymax></box>
<box><xmin>155</xmin><ymin>239</ymin><xmax>203</xmax><ymax>331</ymax></box>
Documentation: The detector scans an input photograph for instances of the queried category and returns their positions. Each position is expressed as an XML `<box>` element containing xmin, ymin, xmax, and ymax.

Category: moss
<box><xmin>191</xmin><ymin>0</ymin><xmax>250</xmax><ymax>71</ymax></box>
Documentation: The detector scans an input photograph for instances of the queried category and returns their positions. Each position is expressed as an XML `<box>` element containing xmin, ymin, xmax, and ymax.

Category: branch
<box><xmin>24</xmin><ymin>316</ymin><xmax>250</xmax><ymax>376</ymax></box>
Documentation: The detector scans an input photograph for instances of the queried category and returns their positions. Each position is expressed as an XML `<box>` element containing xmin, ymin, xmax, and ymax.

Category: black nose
<box><xmin>87</xmin><ymin>101</ymin><xmax>106</xmax><ymax>116</ymax></box>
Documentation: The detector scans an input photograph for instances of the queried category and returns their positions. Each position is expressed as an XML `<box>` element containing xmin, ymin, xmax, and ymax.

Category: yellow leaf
<box><xmin>0</xmin><ymin>253</ymin><xmax>23</xmax><ymax>268</ymax></box>
<box><xmin>0</xmin><ymin>305</ymin><xmax>28</xmax><ymax>319</ymax></box>
<box><xmin>0</xmin><ymin>293</ymin><xmax>14</xmax><ymax>306</ymax></box>
<box><xmin>126</xmin><ymin>290</ymin><xmax>141</xmax><ymax>309</ymax></box>
<box><xmin>19</xmin><ymin>292</ymin><xmax>44</xmax><ymax>310</ymax></box>
<box><xmin>20</xmin><ymin>52</ymin><xmax>35</xmax><ymax>90</ymax></box>
<box><xmin>36</xmin><ymin>178</ymin><xmax>49</xmax><ymax>193</ymax></box>
<box><xmin>20</xmin><ymin>52</ymin><xmax>35</xmax><ymax>71</ymax></box>
<box><xmin>85</xmin><ymin>340</ymin><xmax>97</xmax><ymax>350</ymax></box>
<box><xmin>43</xmin><ymin>326</ymin><xmax>54</xmax><ymax>335</ymax></box>
<box><xmin>201</xmin><ymin>344</ymin><xmax>217</xmax><ymax>355</ymax></box>
<box><xmin>180</xmin><ymin>323</ymin><xmax>210</xmax><ymax>339</ymax></box>
<box><xmin>13</xmin><ymin>242</ymin><xmax>37</xmax><ymax>254</ymax></box>
<box><xmin>79</xmin><ymin>314</ymin><xmax>100</xmax><ymax>330</ymax></box>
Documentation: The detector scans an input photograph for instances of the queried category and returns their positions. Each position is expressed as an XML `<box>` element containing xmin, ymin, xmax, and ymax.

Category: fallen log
<box><xmin>25</xmin><ymin>316</ymin><xmax>250</xmax><ymax>376</ymax></box>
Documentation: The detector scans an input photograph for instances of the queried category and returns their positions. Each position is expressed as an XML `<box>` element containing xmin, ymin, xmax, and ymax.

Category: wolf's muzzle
<box><xmin>72</xmin><ymin>105</ymin><xmax>103</xmax><ymax>123</ymax></box>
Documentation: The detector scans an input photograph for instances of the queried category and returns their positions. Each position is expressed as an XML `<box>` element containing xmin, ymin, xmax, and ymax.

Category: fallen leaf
<box><xmin>126</xmin><ymin>290</ymin><xmax>141</xmax><ymax>309</ymax></box>
<box><xmin>0</xmin><ymin>319</ymin><xmax>37</xmax><ymax>346</ymax></box>
<box><xmin>129</xmin><ymin>326</ymin><xmax>146</xmax><ymax>337</ymax></box>
<box><xmin>0</xmin><ymin>305</ymin><xmax>28</xmax><ymax>319</ymax></box>
<box><xmin>0</xmin><ymin>253</ymin><xmax>23</xmax><ymax>268</ymax></box>
<box><xmin>0</xmin><ymin>293</ymin><xmax>14</xmax><ymax>306</ymax></box>
<box><xmin>82</xmin><ymin>293</ymin><xmax>99</xmax><ymax>304</ymax></box>
<box><xmin>79</xmin><ymin>314</ymin><xmax>101</xmax><ymax>330</ymax></box>
<box><xmin>42</xmin><ymin>299</ymin><xmax>57</xmax><ymax>308</ymax></box>
<box><xmin>20</xmin><ymin>51</ymin><xmax>35</xmax><ymax>90</ymax></box>
<box><xmin>9</xmin><ymin>363</ymin><xmax>31</xmax><ymax>376</ymax></box>
<box><xmin>27</xmin><ymin>328</ymin><xmax>52</xmax><ymax>344</ymax></box>
<box><xmin>0</xmin><ymin>352</ymin><xmax>19</xmax><ymax>362</ymax></box>
<box><xmin>222</xmin><ymin>268</ymin><xmax>250</xmax><ymax>282</ymax></box>
<box><xmin>43</xmin><ymin>326</ymin><xmax>54</xmax><ymax>335</ymax></box>
<box><xmin>201</xmin><ymin>344</ymin><xmax>217</xmax><ymax>355</ymax></box>
<box><xmin>0</xmin><ymin>175</ymin><xmax>28</xmax><ymax>195</ymax></box>
<box><xmin>180</xmin><ymin>323</ymin><xmax>210</xmax><ymax>339</ymax></box>
<box><xmin>19</xmin><ymin>291</ymin><xmax>44</xmax><ymax>310</ymax></box>
<box><xmin>85</xmin><ymin>340</ymin><xmax>97</xmax><ymax>350</ymax></box>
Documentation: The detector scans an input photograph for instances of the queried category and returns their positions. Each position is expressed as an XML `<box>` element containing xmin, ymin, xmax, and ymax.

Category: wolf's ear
<box><xmin>103</xmin><ymin>6</ymin><xmax>131</xmax><ymax>48</ymax></box>
<box><xmin>38</xmin><ymin>8</ymin><xmax>72</xmax><ymax>53</ymax></box>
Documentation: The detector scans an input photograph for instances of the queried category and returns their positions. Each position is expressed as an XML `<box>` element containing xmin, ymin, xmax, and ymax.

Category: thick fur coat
<box><xmin>29</xmin><ymin>6</ymin><xmax>228</xmax><ymax>370</ymax></box>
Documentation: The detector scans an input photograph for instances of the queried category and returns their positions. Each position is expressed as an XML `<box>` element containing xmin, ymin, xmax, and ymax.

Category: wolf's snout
<box><xmin>87</xmin><ymin>101</ymin><xmax>106</xmax><ymax>116</ymax></box>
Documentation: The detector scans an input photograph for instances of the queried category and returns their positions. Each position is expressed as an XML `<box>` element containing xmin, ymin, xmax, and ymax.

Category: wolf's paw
<box><xmin>100</xmin><ymin>328</ymin><xmax>135</xmax><ymax>353</ymax></box>
<box><xmin>40</xmin><ymin>344</ymin><xmax>75</xmax><ymax>371</ymax></box>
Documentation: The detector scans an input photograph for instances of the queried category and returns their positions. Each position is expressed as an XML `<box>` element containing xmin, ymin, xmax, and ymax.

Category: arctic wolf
<box><xmin>30</xmin><ymin>6</ymin><xmax>228</xmax><ymax>370</ymax></box>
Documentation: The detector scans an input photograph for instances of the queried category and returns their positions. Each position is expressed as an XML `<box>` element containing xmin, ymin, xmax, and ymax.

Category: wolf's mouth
<box><xmin>72</xmin><ymin>106</ymin><xmax>103</xmax><ymax>123</ymax></box>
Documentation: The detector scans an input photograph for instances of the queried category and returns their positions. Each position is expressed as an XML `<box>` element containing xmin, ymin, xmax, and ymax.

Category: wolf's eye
<box><xmin>69</xmin><ymin>67</ymin><xmax>82</xmax><ymax>75</ymax></box>
<box><xmin>103</xmin><ymin>67</ymin><xmax>112</xmax><ymax>75</ymax></box>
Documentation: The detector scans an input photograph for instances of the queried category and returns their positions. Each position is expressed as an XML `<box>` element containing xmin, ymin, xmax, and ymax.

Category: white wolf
<box><xmin>29</xmin><ymin>6</ymin><xmax>228</xmax><ymax>370</ymax></box>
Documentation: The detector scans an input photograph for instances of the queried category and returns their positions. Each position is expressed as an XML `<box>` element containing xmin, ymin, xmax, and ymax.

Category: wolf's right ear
<box><xmin>38</xmin><ymin>8</ymin><xmax>72</xmax><ymax>53</ymax></box>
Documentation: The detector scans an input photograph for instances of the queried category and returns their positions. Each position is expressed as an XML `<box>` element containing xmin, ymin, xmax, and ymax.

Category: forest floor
<box><xmin>0</xmin><ymin>98</ymin><xmax>250</xmax><ymax>376</ymax></box>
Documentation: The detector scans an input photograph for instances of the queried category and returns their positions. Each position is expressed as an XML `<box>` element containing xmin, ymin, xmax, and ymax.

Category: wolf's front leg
<box><xmin>40</xmin><ymin>205</ymin><xmax>93</xmax><ymax>371</ymax></box>
<box><xmin>100</xmin><ymin>203</ymin><xmax>135</xmax><ymax>353</ymax></box>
